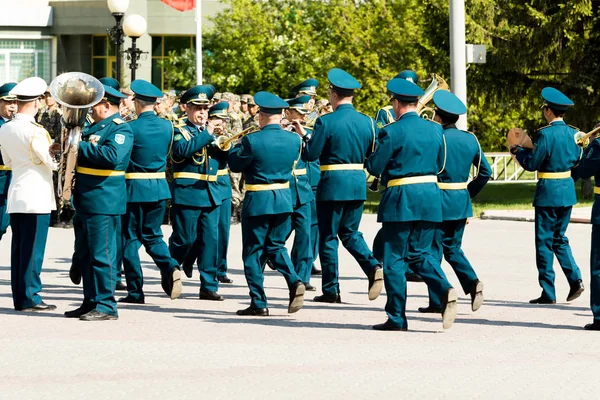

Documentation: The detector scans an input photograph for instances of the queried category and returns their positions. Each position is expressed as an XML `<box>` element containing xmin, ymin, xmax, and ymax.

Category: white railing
<box><xmin>476</xmin><ymin>152</ymin><xmax>538</xmax><ymax>183</ymax></box>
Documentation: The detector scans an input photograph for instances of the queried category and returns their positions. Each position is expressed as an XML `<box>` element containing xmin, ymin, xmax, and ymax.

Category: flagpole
<box><xmin>195</xmin><ymin>0</ymin><xmax>202</xmax><ymax>84</ymax></box>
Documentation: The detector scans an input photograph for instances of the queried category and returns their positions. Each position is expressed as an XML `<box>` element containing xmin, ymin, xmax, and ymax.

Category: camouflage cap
<box><xmin>233</xmin><ymin>94</ymin><xmax>240</xmax><ymax>103</ymax></box>
<box><xmin>316</xmin><ymin>99</ymin><xmax>330</xmax><ymax>109</ymax></box>
<box><xmin>222</xmin><ymin>92</ymin><xmax>235</xmax><ymax>102</ymax></box>
<box><xmin>246</xmin><ymin>95</ymin><xmax>256</xmax><ymax>106</ymax></box>
<box><xmin>213</xmin><ymin>92</ymin><xmax>222</xmax><ymax>101</ymax></box>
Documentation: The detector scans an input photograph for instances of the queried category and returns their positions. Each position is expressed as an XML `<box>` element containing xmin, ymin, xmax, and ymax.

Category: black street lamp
<box><xmin>106</xmin><ymin>0</ymin><xmax>130</xmax><ymax>85</ymax></box>
<box><xmin>122</xmin><ymin>14</ymin><xmax>148</xmax><ymax>82</ymax></box>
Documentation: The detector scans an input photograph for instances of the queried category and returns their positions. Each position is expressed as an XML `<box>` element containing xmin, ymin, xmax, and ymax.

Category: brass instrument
<box><xmin>215</xmin><ymin>126</ymin><xmax>260</xmax><ymax>151</ymax></box>
<box><xmin>49</xmin><ymin>72</ymin><xmax>105</xmax><ymax>209</ymax></box>
<box><xmin>574</xmin><ymin>126</ymin><xmax>600</xmax><ymax>148</ymax></box>
<box><xmin>416</xmin><ymin>74</ymin><xmax>450</xmax><ymax>120</ymax></box>
<box><xmin>305</xmin><ymin>102</ymin><xmax>330</xmax><ymax>127</ymax></box>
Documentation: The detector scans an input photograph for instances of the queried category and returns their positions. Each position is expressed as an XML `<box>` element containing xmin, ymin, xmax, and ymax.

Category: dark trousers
<box><xmin>10</xmin><ymin>213</ymin><xmax>50</xmax><ymax>310</ymax></box>
<box><xmin>309</xmin><ymin>190</ymin><xmax>319</xmax><ymax>268</ymax></box>
<box><xmin>0</xmin><ymin>201</ymin><xmax>9</xmax><ymax>241</ymax></box>
<box><xmin>170</xmin><ymin>204</ymin><xmax>219</xmax><ymax>292</ymax></box>
<box><xmin>242</xmin><ymin>213</ymin><xmax>301</xmax><ymax>309</ymax></box>
<box><xmin>217</xmin><ymin>197</ymin><xmax>231</xmax><ymax>278</ymax></box>
<box><xmin>428</xmin><ymin>219</ymin><xmax>478</xmax><ymax>308</ymax></box>
<box><xmin>382</xmin><ymin>221</ymin><xmax>452</xmax><ymax>329</ymax></box>
<box><xmin>317</xmin><ymin>200</ymin><xmax>379</xmax><ymax>296</ymax></box>
<box><xmin>122</xmin><ymin>201</ymin><xmax>179</xmax><ymax>300</ymax></box>
<box><xmin>373</xmin><ymin>228</ymin><xmax>419</xmax><ymax>276</ymax></box>
<box><xmin>534</xmin><ymin>206</ymin><xmax>581</xmax><ymax>301</ymax></box>
<box><xmin>590</xmin><ymin>225</ymin><xmax>600</xmax><ymax>322</ymax></box>
<box><xmin>290</xmin><ymin>201</ymin><xmax>312</xmax><ymax>283</ymax></box>
<box><xmin>79</xmin><ymin>214</ymin><xmax>119</xmax><ymax>316</ymax></box>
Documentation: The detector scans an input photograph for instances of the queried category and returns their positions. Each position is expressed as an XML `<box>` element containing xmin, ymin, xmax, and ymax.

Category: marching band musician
<box><xmin>119</xmin><ymin>80</ymin><xmax>183</xmax><ymax>304</ymax></box>
<box><xmin>511</xmin><ymin>88</ymin><xmax>584</xmax><ymax>305</ymax></box>
<box><xmin>290</xmin><ymin>78</ymin><xmax>319</xmax><ymax>111</ymax></box>
<box><xmin>228</xmin><ymin>91</ymin><xmax>306</xmax><ymax>316</ymax></box>
<box><xmin>374</xmin><ymin>70</ymin><xmax>418</xmax><ymax>130</ymax></box>
<box><xmin>304</xmin><ymin>68</ymin><xmax>383</xmax><ymax>304</ymax></box>
<box><xmin>65</xmin><ymin>85</ymin><xmax>133</xmax><ymax>321</ymax></box>
<box><xmin>0</xmin><ymin>77</ymin><xmax>58</xmax><ymax>312</ymax></box>
<box><xmin>281</xmin><ymin>95</ymin><xmax>315</xmax><ymax>290</ymax></box>
<box><xmin>572</xmin><ymin>125</ymin><xmax>600</xmax><ymax>330</ymax></box>
<box><xmin>0</xmin><ymin>82</ymin><xmax>17</xmax><ymax>243</ymax></box>
<box><xmin>365</xmin><ymin>78</ymin><xmax>458</xmax><ymax>331</ymax></box>
<box><xmin>418</xmin><ymin>90</ymin><xmax>492</xmax><ymax>314</ymax></box>
<box><xmin>168</xmin><ymin>85</ymin><xmax>225</xmax><ymax>301</ymax></box>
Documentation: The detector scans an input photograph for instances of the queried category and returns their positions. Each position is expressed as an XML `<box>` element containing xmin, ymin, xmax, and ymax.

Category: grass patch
<box><xmin>364</xmin><ymin>182</ymin><xmax>593</xmax><ymax>217</ymax></box>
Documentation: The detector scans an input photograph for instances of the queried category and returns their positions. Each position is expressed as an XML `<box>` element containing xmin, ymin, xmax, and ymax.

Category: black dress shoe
<box><xmin>115</xmin><ymin>282</ymin><xmax>127</xmax><ymax>291</ymax></box>
<box><xmin>161</xmin><ymin>269</ymin><xmax>183</xmax><ymax>300</ymax></box>
<box><xmin>368</xmin><ymin>265</ymin><xmax>384</xmax><ymax>300</ymax></box>
<box><xmin>266</xmin><ymin>259</ymin><xmax>276</xmax><ymax>271</ymax></box>
<box><xmin>63</xmin><ymin>221</ymin><xmax>74</xmax><ymax>229</ymax></box>
<box><xmin>65</xmin><ymin>305</ymin><xmax>94</xmax><ymax>318</ymax></box>
<box><xmin>218</xmin><ymin>275</ymin><xmax>233</xmax><ymax>284</ymax></box>
<box><xmin>418</xmin><ymin>306</ymin><xmax>442</xmax><ymax>314</ymax></box>
<box><xmin>182</xmin><ymin>261</ymin><xmax>193</xmax><ymax>279</ymax></box>
<box><xmin>69</xmin><ymin>263</ymin><xmax>81</xmax><ymax>285</ymax></box>
<box><xmin>199</xmin><ymin>290</ymin><xmax>224</xmax><ymax>301</ymax></box>
<box><xmin>304</xmin><ymin>282</ymin><xmax>316</xmax><ymax>291</ymax></box>
<box><xmin>118</xmin><ymin>295</ymin><xmax>145</xmax><ymax>304</ymax></box>
<box><xmin>311</xmin><ymin>265</ymin><xmax>322</xmax><ymax>276</ymax></box>
<box><xmin>236</xmin><ymin>306</ymin><xmax>269</xmax><ymax>316</ymax></box>
<box><xmin>406</xmin><ymin>272</ymin><xmax>424</xmax><ymax>282</ymax></box>
<box><xmin>584</xmin><ymin>320</ymin><xmax>600</xmax><ymax>331</ymax></box>
<box><xmin>470</xmin><ymin>280</ymin><xmax>484</xmax><ymax>312</ymax></box>
<box><xmin>373</xmin><ymin>319</ymin><xmax>407</xmax><ymax>331</ymax></box>
<box><xmin>313</xmin><ymin>293</ymin><xmax>341</xmax><ymax>303</ymax></box>
<box><xmin>79</xmin><ymin>310</ymin><xmax>118</xmax><ymax>321</ymax></box>
<box><xmin>567</xmin><ymin>280</ymin><xmax>584</xmax><ymax>302</ymax></box>
<box><xmin>441</xmin><ymin>288</ymin><xmax>458</xmax><ymax>329</ymax></box>
<box><xmin>19</xmin><ymin>301</ymin><xmax>57</xmax><ymax>312</ymax></box>
<box><xmin>288</xmin><ymin>281</ymin><xmax>305</xmax><ymax>313</ymax></box>
<box><xmin>529</xmin><ymin>296</ymin><xmax>556</xmax><ymax>304</ymax></box>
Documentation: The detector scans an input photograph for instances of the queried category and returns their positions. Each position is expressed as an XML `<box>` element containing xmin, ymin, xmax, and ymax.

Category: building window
<box><xmin>0</xmin><ymin>39</ymin><xmax>52</xmax><ymax>83</ymax></box>
<box><xmin>91</xmin><ymin>35</ymin><xmax>116</xmax><ymax>79</ymax></box>
<box><xmin>151</xmin><ymin>35</ymin><xmax>195</xmax><ymax>90</ymax></box>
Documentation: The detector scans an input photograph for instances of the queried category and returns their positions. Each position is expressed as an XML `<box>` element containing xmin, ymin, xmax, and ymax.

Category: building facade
<box><xmin>0</xmin><ymin>0</ymin><xmax>226</xmax><ymax>89</ymax></box>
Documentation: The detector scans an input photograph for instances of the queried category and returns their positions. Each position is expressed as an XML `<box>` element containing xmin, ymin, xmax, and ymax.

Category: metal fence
<box><xmin>478</xmin><ymin>152</ymin><xmax>538</xmax><ymax>183</ymax></box>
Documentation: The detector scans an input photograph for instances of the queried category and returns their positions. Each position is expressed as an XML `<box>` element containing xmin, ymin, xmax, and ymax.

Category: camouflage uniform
<box><xmin>222</xmin><ymin>92</ymin><xmax>243</xmax><ymax>134</ymax></box>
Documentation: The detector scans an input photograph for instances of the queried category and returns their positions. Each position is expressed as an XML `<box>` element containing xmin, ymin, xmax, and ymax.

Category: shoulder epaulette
<box><xmin>383</xmin><ymin>105</ymin><xmax>393</xmax><ymax>111</ymax></box>
<box><xmin>31</xmin><ymin>121</ymin><xmax>43</xmax><ymax>128</ymax></box>
<box><xmin>113</xmin><ymin>118</ymin><xmax>124</xmax><ymax>125</ymax></box>
<box><xmin>536</xmin><ymin>124</ymin><xmax>551</xmax><ymax>132</ymax></box>
<box><xmin>177</xmin><ymin>124</ymin><xmax>192</xmax><ymax>141</ymax></box>
<box><xmin>568</xmin><ymin>124</ymin><xmax>580</xmax><ymax>131</ymax></box>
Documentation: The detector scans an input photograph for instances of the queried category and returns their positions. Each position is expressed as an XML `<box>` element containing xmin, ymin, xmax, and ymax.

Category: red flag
<box><xmin>161</xmin><ymin>0</ymin><xmax>195</xmax><ymax>12</ymax></box>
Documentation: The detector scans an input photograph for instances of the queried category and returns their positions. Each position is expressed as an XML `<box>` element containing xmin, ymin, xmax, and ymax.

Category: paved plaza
<box><xmin>0</xmin><ymin>215</ymin><xmax>599</xmax><ymax>399</ymax></box>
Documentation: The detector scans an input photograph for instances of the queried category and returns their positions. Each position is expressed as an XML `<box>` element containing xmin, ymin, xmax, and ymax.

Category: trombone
<box><xmin>574</xmin><ymin>126</ymin><xmax>600</xmax><ymax>148</ymax></box>
<box><xmin>215</xmin><ymin>126</ymin><xmax>260</xmax><ymax>151</ymax></box>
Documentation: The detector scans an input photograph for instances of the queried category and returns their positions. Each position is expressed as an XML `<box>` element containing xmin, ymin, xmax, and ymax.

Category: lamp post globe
<box><xmin>107</xmin><ymin>0</ymin><xmax>130</xmax><ymax>15</ymax></box>
<box><xmin>123</xmin><ymin>14</ymin><xmax>147</xmax><ymax>38</ymax></box>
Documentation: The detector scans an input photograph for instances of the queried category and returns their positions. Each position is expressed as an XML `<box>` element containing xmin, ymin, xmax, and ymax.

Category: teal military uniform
<box><xmin>572</xmin><ymin>137</ymin><xmax>600</xmax><ymax>329</ymax></box>
<box><xmin>168</xmin><ymin>85</ymin><xmax>223</xmax><ymax>295</ymax></box>
<box><xmin>74</xmin><ymin>93</ymin><xmax>133</xmax><ymax>318</ymax></box>
<box><xmin>305</xmin><ymin>125</ymin><xmax>321</xmax><ymax>273</ymax></box>
<box><xmin>228</xmin><ymin>91</ymin><xmax>304</xmax><ymax>313</ymax></box>
<box><xmin>375</xmin><ymin>71</ymin><xmax>418</xmax><ymax>129</ymax></box>
<box><xmin>121</xmin><ymin>80</ymin><xmax>181</xmax><ymax>302</ymax></box>
<box><xmin>0</xmin><ymin>82</ymin><xmax>17</xmax><ymax>242</ymax></box>
<box><xmin>305</xmin><ymin>68</ymin><xmax>381</xmax><ymax>301</ymax></box>
<box><xmin>425</xmin><ymin>90</ymin><xmax>492</xmax><ymax>311</ymax></box>
<box><xmin>366</xmin><ymin>78</ymin><xmax>456</xmax><ymax>330</ymax></box>
<box><xmin>514</xmin><ymin>87</ymin><xmax>583</xmax><ymax>303</ymax></box>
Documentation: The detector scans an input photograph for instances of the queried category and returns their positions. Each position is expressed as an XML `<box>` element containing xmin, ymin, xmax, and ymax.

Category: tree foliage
<box><xmin>162</xmin><ymin>0</ymin><xmax>600</xmax><ymax>151</ymax></box>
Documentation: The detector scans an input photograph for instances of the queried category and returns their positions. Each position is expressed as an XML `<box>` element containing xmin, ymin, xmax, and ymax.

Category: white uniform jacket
<box><xmin>0</xmin><ymin>113</ymin><xmax>57</xmax><ymax>214</ymax></box>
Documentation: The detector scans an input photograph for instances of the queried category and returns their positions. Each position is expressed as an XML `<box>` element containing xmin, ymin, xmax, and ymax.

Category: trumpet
<box><xmin>574</xmin><ymin>125</ymin><xmax>600</xmax><ymax>148</ymax></box>
<box><xmin>215</xmin><ymin>126</ymin><xmax>260</xmax><ymax>151</ymax></box>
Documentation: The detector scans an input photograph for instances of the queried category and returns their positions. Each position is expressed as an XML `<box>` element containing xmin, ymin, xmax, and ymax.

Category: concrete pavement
<box><xmin>0</xmin><ymin>215</ymin><xmax>598</xmax><ymax>399</ymax></box>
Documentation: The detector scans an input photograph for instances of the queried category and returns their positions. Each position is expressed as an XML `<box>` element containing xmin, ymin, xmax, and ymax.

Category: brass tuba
<box><xmin>49</xmin><ymin>72</ymin><xmax>105</xmax><ymax>209</ymax></box>
<box><xmin>416</xmin><ymin>74</ymin><xmax>449</xmax><ymax>120</ymax></box>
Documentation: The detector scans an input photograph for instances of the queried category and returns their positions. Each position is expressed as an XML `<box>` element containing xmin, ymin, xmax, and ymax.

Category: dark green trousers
<box><xmin>382</xmin><ymin>221</ymin><xmax>452</xmax><ymax>329</ymax></box>
<box><xmin>591</xmin><ymin>225</ymin><xmax>600</xmax><ymax>322</ymax></box>
<box><xmin>317</xmin><ymin>200</ymin><xmax>379</xmax><ymax>297</ymax></box>
<box><xmin>217</xmin><ymin>197</ymin><xmax>231</xmax><ymax>278</ymax></box>
<box><xmin>290</xmin><ymin>201</ymin><xmax>312</xmax><ymax>283</ymax></box>
<box><xmin>123</xmin><ymin>201</ymin><xmax>179</xmax><ymax>301</ymax></box>
<box><xmin>169</xmin><ymin>204</ymin><xmax>219</xmax><ymax>292</ymax></box>
<box><xmin>10</xmin><ymin>213</ymin><xmax>50</xmax><ymax>310</ymax></box>
<box><xmin>242</xmin><ymin>213</ymin><xmax>301</xmax><ymax>309</ymax></box>
<box><xmin>0</xmin><ymin>202</ymin><xmax>9</xmax><ymax>241</ymax></box>
<box><xmin>534</xmin><ymin>206</ymin><xmax>581</xmax><ymax>301</ymax></box>
<box><xmin>309</xmin><ymin>190</ymin><xmax>319</xmax><ymax>269</ymax></box>
<box><xmin>79</xmin><ymin>214</ymin><xmax>119</xmax><ymax>316</ymax></box>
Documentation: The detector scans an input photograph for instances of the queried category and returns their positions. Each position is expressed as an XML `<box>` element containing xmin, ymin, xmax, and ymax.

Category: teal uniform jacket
<box><xmin>304</xmin><ymin>126</ymin><xmax>320</xmax><ymax>189</ymax></box>
<box><xmin>291</xmin><ymin>135</ymin><xmax>313</xmax><ymax>207</ymax></box>
<box><xmin>305</xmin><ymin>103</ymin><xmax>376</xmax><ymax>201</ymax></box>
<box><xmin>228</xmin><ymin>124</ymin><xmax>301</xmax><ymax>217</ymax></box>
<box><xmin>170</xmin><ymin>120</ymin><xmax>222</xmax><ymax>208</ymax></box>
<box><xmin>0</xmin><ymin>117</ymin><xmax>11</xmax><ymax>206</ymax></box>
<box><xmin>75</xmin><ymin>112</ymin><xmax>134</xmax><ymax>215</ymax></box>
<box><xmin>515</xmin><ymin>120</ymin><xmax>582</xmax><ymax>207</ymax></box>
<box><xmin>365</xmin><ymin>111</ymin><xmax>444</xmax><ymax>223</ymax></box>
<box><xmin>573</xmin><ymin>138</ymin><xmax>600</xmax><ymax>224</ymax></box>
<box><xmin>126</xmin><ymin>111</ymin><xmax>172</xmax><ymax>202</ymax></box>
<box><xmin>438</xmin><ymin>126</ymin><xmax>492</xmax><ymax>220</ymax></box>
<box><xmin>375</xmin><ymin>105</ymin><xmax>395</xmax><ymax>130</ymax></box>
<box><xmin>213</xmin><ymin>144</ymin><xmax>232</xmax><ymax>201</ymax></box>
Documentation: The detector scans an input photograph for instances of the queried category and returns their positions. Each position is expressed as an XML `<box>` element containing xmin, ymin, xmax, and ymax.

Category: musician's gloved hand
<box><xmin>509</xmin><ymin>145</ymin><xmax>521</xmax><ymax>155</ymax></box>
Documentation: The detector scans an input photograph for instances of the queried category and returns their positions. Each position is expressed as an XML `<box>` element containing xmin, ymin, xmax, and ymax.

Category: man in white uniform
<box><xmin>0</xmin><ymin>77</ymin><xmax>58</xmax><ymax>311</ymax></box>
